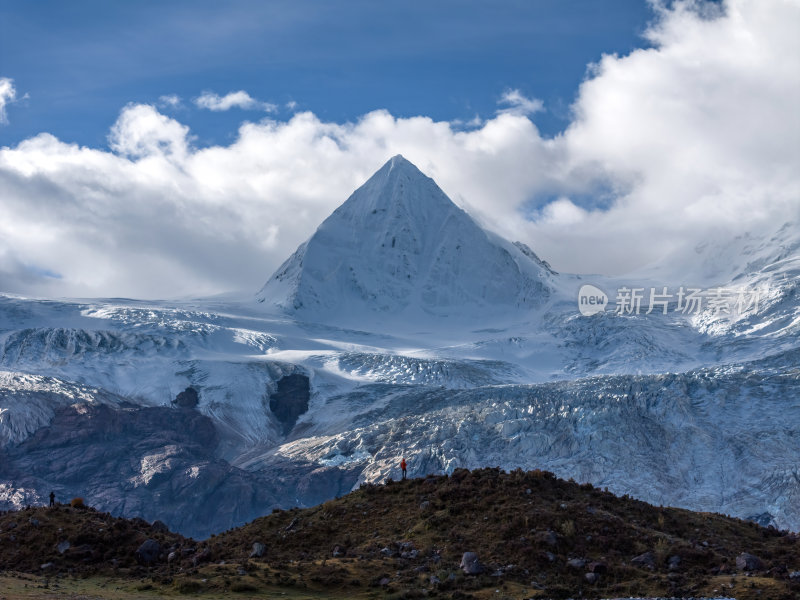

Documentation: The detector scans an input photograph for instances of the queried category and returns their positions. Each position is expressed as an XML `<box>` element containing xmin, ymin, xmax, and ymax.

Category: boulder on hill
<box><xmin>460</xmin><ymin>551</ymin><xmax>483</xmax><ymax>575</ymax></box>
<box><xmin>135</xmin><ymin>539</ymin><xmax>161</xmax><ymax>565</ymax></box>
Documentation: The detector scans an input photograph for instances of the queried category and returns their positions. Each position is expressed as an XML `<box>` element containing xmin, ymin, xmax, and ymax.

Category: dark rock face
<box><xmin>172</xmin><ymin>387</ymin><xmax>199</xmax><ymax>408</ymax></box>
<box><xmin>0</xmin><ymin>403</ymin><xmax>281</xmax><ymax>539</ymax></box>
<box><xmin>269</xmin><ymin>374</ymin><xmax>310</xmax><ymax>435</ymax></box>
<box><xmin>0</xmin><ymin>398</ymin><xmax>368</xmax><ymax>539</ymax></box>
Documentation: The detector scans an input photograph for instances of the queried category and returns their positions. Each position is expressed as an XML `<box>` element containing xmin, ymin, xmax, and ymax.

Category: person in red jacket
<box><xmin>400</xmin><ymin>457</ymin><xmax>407</xmax><ymax>480</ymax></box>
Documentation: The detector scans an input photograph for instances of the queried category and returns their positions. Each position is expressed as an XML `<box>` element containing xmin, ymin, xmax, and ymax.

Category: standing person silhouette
<box><xmin>400</xmin><ymin>457</ymin><xmax>407</xmax><ymax>480</ymax></box>
<box><xmin>49</xmin><ymin>491</ymin><xmax>55</xmax><ymax>507</ymax></box>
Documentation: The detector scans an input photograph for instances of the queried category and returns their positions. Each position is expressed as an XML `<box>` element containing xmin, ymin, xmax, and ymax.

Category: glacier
<box><xmin>0</xmin><ymin>155</ymin><xmax>797</xmax><ymax>538</ymax></box>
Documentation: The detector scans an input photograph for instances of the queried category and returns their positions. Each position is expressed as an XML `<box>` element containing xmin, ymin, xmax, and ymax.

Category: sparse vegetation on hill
<box><xmin>0</xmin><ymin>503</ymin><xmax>187</xmax><ymax>574</ymax></box>
<box><xmin>0</xmin><ymin>468</ymin><xmax>798</xmax><ymax>599</ymax></box>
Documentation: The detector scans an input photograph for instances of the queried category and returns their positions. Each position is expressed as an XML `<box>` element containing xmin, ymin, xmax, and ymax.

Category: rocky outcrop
<box><xmin>172</xmin><ymin>387</ymin><xmax>199</xmax><ymax>409</ymax></box>
<box><xmin>269</xmin><ymin>374</ymin><xmax>309</xmax><ymax>436</ymax></box>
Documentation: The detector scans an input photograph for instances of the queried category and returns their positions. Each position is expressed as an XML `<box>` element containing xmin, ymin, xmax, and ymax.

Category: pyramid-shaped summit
<box><xmin>257</xmin><ymin>155</ymin><xmax>554</xmax><ymax>319</ymax></box>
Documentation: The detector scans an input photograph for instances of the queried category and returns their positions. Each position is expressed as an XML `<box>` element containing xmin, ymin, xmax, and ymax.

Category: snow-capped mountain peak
<box><xmin>328</xmin><ymin>154</ymin><xmax>455</xmax><ymax>223</ymax></box>
<box><xmin>257</xmin><ymin>155</ymin><xmax>553</xmax><ymax>320</ymax></box>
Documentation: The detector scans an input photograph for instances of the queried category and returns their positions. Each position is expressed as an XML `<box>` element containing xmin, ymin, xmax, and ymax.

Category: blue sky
<box><xmin>1</xmin><ymin>0</ymin><xmax>654</xmax><ymax>148</ymax></box>
<box><xmin>0</xmin><ymin>0</ymin><xmax>796</xmax><ymax>299</ymax></box>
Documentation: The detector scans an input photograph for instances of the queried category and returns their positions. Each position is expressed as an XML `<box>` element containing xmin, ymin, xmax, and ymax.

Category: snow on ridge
<box><xmin>0</xmin><ymin>370</ymin><xmax>119</xmax><ymax>447</ymax></box>
<box><xmin>335</xmin><ymin>351</ymin><xmax>524</xmax><ymax>387</ymax></box>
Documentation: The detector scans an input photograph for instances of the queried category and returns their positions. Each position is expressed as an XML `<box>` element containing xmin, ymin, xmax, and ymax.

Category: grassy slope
<box><xmin>1</xmin><ymin>468</ymin><xmax>798</xmax><ymax>599</ymax></box>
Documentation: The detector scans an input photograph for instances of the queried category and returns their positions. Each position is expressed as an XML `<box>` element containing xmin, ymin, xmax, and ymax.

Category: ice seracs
<box><xmin>257</xmin><ymin>155</ymin><xmax>554</xmax><ymax>321</ymax></box>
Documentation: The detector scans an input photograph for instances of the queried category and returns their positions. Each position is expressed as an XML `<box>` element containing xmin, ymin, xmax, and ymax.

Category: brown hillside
<box><xmin>0</xmin><ymin>468</ymin><xmax>798</xmax><ymax>599</ymax></box>
<box><xmin>214</xmin><ymin>468</ymin><xmax>800</xmax><ymax>598</ymax></box>
<box><xmin>0</xmin><ymin>504</ymin><xmax>188</xmax><ymax>574</ymax></box>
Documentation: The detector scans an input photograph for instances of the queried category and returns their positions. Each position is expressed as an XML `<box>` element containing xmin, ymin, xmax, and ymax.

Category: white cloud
<box><xmin>497</xmin><ymin>89</ymin><xmax>544</xmax><ymax>116</ymax></box>
<box><xmin>535</xmin><ymin>0</ymin><xmax>800</xmax><ymax>274</ymax></box>
<box><xmin>108</xmin><ymin>103</ymin><xmax>190</xmax><ymax>158</ymax></box>
<box><xmin>0</xmin><ymin>77</ymin><xmax>17</xmax><ymax>124</ymax></box>
<box><xmin>0</xmin><ymin>0</ymin><xmax>797</xmax><ymax>298</ymax></box>
<box><xmin>158</xmin><ymin>94</ymin><xmax>182</xmax><ymax>108</ymax></box>
<box><xmin>194</xmin><ymin>90</ymin><xmax>277</xmax><ymax>112</ymax></box>
<box><xmin>535</xmin><ymin>198</ymin><xmax>588</xmax><ymax>227</ymax></box>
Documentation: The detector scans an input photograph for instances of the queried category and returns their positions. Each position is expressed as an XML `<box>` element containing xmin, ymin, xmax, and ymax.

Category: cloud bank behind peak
<box><xmin>0</xmin><ymin>0</ymin><xmax>797</xmax><ymax>298</ymax></box>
